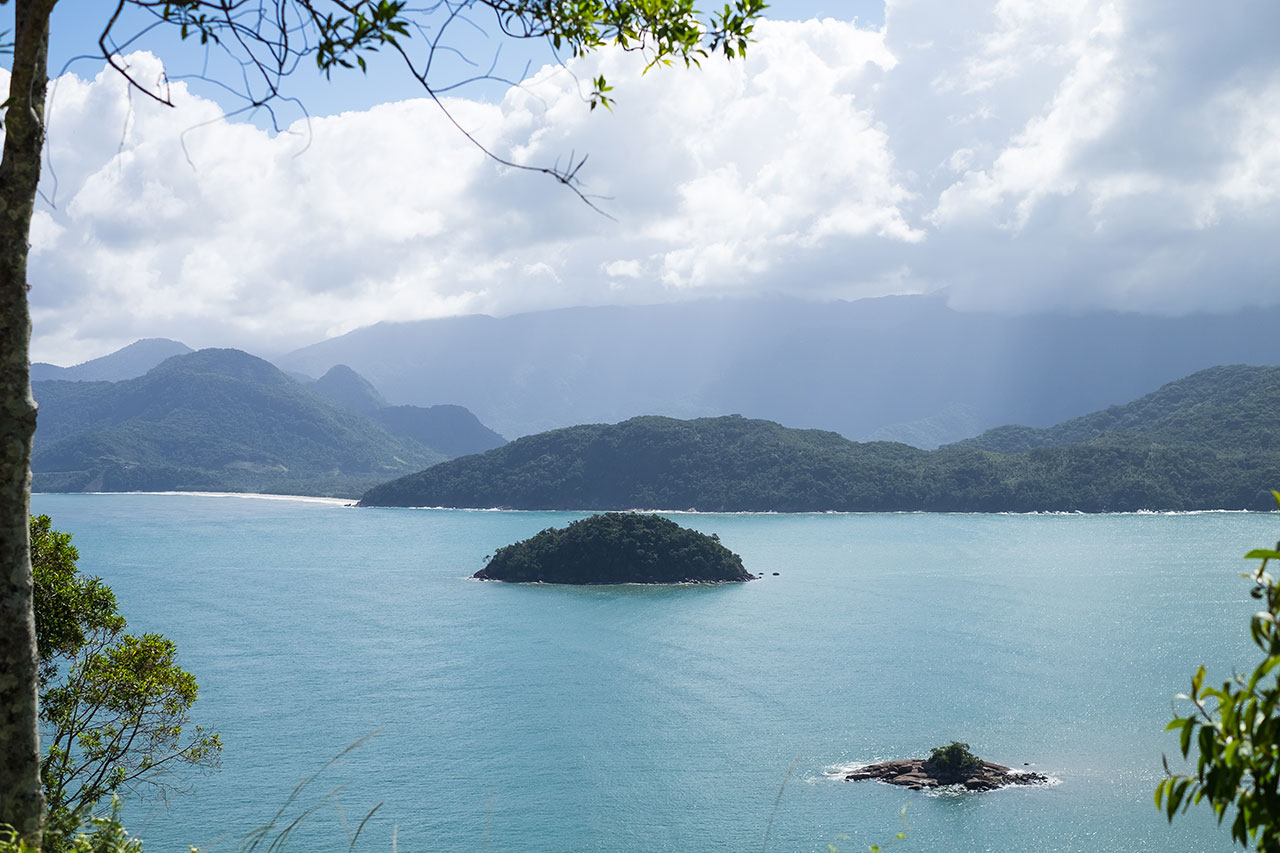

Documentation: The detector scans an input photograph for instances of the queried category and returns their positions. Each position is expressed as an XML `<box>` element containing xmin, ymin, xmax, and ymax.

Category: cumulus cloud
<box><xmin>20</xmin><ymin>1</ymin><xmax>1280</xmax><ymax>363</ymax></box>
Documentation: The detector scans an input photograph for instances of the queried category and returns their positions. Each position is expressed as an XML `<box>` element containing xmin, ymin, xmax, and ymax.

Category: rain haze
<box><xmin>12</xmin><ymin>0</ymin><xmax>1280</xmax><ymax>367</ymax></box>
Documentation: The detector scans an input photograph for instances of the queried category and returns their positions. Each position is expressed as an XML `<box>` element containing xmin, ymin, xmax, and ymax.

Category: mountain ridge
<box><xmin>960</xmin><ymin>364</ymin><xmax>1280</xmax><ymax>453</ymax></box>
<box><xmin>275</xmin><ymin>295</ymin><xmax>1280</xmax><ymax>444</ymax></box>
<box><xmin>32</xmin><ymin>348</ymin><xmax>452</xmax><ymax>497</ymax></box>
<box><xmin>358</xmin><ymin>365</ymin><xmax>1280</xmax><ymax>512</ymax></box>
<box><xmin>32</xmin><ymin>338</ymin><xmax>193</xmax><ymax>382</ymax></box>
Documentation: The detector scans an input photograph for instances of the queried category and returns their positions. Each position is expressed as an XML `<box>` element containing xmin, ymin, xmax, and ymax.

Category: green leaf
<box><xmin>1159</xmin><ymin>515</ymin><xmax>1280</xmax><ymax>845</ymax></box>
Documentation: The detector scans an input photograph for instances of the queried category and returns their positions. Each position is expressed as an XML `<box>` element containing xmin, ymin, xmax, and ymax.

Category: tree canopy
<box><xmin>924</xmin><ymin>742</ymin><xmax>983</xmax><ymax>777</ymax></box>
<box><xmin>1157</xmin><ymin>491</ymin><xmax>1280</xmax><ymax>851</ymax></box>
<box><xmin>30</xmin><ymin>516</ymin><xmax>220</xmax><ymax>822</ymax></box>
<box><xmin>476</xmin><ymin>512</ymin><xmax>753</xmax><ymax>584</ymax></box>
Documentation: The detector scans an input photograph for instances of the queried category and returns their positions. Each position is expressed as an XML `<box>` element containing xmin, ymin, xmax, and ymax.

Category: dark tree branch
<box><xmin>79</xmin><ymin>0</ymin><xmax>763</xmax><ymax>205</ymax></box>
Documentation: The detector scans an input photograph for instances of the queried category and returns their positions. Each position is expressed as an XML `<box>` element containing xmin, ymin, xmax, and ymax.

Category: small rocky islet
<box><xmin>474</xmin><ymin>512</ymin><xmax>755</xmax><ymax>585</ymax></box>
<box><xmin>844</xmin><ymin>742</ymin><xmax>1049</xmax><ymax>792</ymax></box>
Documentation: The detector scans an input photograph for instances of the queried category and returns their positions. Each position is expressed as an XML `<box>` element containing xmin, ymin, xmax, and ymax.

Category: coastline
<box><xmin>362</xmin><ymin>504</ymin><xmax>1268</xmax><ymax>516</ymax></box>
<box><xmin>33</xmin><ymin>490</ymin><xmax>352</xmax><ymax>506</ymax></box>
<box><xmin>31</xmin><ymin>492</ymin><xmax>1275</xmax><ymax>516</ymax></box>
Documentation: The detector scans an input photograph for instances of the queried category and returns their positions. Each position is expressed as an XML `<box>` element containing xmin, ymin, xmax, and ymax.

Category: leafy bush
<box><xmin>1157</xmin><ymin>491</ymin><xmax>1280</xmax><ymax>850</ymax></box>
<box><xmin>31</xmin><ymin>516</ymin><xmax>220</xmax><ymax>819</ymax></box>
<box><xmin>0</xmin><ymin>799</ymin><xmax>143</xmax><ymax>853</ymax></box>
<box><xmin>924</xmin><ymin>742</ymin><xmax>983</xmax><ymax>776</ymax></box>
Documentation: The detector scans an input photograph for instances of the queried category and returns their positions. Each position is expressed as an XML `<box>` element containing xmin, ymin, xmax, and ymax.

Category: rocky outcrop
<box><xmin>844</xmin><ymin>759</ymin><xmax>1048</xmax><ymax>792</ymax></box>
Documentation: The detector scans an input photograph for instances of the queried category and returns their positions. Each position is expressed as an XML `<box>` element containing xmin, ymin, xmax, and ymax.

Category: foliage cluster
<box><xmin>1157</xmin><ymin>491</ymin><xmax>1280</xmax><ymax>851</ymax></box>
<box><xmin>360</xmin><ymin>377</ymin><xmax>1280</xmax><ymax>512</ymax></box>
<box><xmin>30</xmin><ymin>517</ymin><xmax>220</xmax><ymax>824</ymax></box>
<box><xmin>150</xmin><ymin>0</ymin><xmax>767</xmax><ymax>92</ymax></box>
<box><xmin>924</xmin><ymin>742</ymin><xmax>983</xmax><ymax>777</ymax></box>
<box><xmin>1</xmin><ymin>799</ymin><xmax>141</xmax><ymax>853</ymax></box>
<box><xmin>476</xmin><ymin>512</ymin><xmax>752</xmax><ymax>584</ymax></box>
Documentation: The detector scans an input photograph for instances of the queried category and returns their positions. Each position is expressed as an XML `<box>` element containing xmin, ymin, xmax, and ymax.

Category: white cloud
<box><xmin>1202</xmin><ymin>75</ymin><xmax>1280</xmax><ymax>218</ymax></box>
<box><xmin>930</xmin><ymin>2</ymin><xmax>1129</xmax><ymax>228</ymax></box>
<box><xmin>602</xmin><ymin>260</ymin><xmax>643</xmax><ymax>279</ymax></box>
<box><xmin>20</xmin><ymin>2</ymin><xmax>1280</xmax><ymax>363</ymax></box>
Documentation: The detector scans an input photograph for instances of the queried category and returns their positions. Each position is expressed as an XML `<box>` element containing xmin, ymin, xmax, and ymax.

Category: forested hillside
<box><xmin>962</xmin><ymin>365</ymin><xmax>1280</xmax><ymax>454</ymax></box>
<box><xmin>32</xmin><ymin>349</ymin><xmax>447</xmax><ymax>496</ymax></box>
<box><xmin>309</xmin><ymin>364</ymin><xmax>506</xmax><ymax>457</ymax></box>
<box><xmin>360</xmin><ymin>367</ymin><xmax>1280</xmax><ymax>512</ymax></box>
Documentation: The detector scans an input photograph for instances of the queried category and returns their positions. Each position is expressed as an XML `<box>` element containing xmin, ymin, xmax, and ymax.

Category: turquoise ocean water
<box><xmin>29</xmin><ymin>493</ymin><xmax>1273</xmax><ymax>851</ymax></box>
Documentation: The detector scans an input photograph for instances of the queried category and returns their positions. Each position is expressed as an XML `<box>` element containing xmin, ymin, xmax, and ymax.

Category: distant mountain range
<box><xmin>32</xmin><ymin>338</ymin><xmax>193</xmax><ymax>382</ymax></box>
<box><xmin>308</xmin><ymin>364</ymin><xmax>506</xmax><ymax>457</ymax></box>
<box><xmin>275</xmin><ymin>295</ymin><xmax>1280</xmax><ymax>445</ymax></box>
<box><xmin>358</xmin><ymin>365</ymin><xmax>1280</xmax><ymax>512</ymax></box>
<box><xmin>40</xmin><ymin>296</ymin><xmax>1280</xmax><ymax>450</ymax></box>
<box><xmin>32</xmin><ymin>349</ymin><xmax>504</xmax><ymax>497</ymax></box>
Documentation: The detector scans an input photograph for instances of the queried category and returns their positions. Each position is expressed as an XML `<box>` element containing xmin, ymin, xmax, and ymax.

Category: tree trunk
<box><xmin>0</xmin><ymin>0</ymin><xmax>53</xmax><ymax>843</ymax></box>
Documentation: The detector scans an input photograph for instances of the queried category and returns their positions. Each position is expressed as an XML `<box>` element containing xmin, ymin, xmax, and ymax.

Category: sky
<box><xmin>8</xmin><ymin>0</ymin><xmax>1280</xmax><ymax>364</ymax></box>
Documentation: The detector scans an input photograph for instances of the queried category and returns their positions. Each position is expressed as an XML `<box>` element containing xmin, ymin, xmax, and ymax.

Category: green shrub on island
<box><xmin>924</xmin><ymin>742</ymin><xmax>984</xmax><ymax>776</ymax></box>
<box><xmin>475</xmin><ymin>513</ymin><xmax>754</xmax><ymax>584</ymax></box>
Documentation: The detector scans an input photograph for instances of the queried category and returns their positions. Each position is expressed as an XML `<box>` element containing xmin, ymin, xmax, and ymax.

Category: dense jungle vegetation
<box><xmin>361</xmin><ymin>366</ymin><xmax>1280</xmax><ymax>512</ymax></box>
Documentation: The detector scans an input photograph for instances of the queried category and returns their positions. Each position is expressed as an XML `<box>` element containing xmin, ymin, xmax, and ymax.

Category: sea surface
<box><xmin>30</xmin><ymin>493</ymin><xmax>1273</xmax><ymax>852</ymax></box>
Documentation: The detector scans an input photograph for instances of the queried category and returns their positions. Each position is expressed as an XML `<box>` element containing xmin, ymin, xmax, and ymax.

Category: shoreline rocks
<box><xmin>844</xmin><ymin>759</ymin><xmax>1049</xmax><ymax>792</ymax></box>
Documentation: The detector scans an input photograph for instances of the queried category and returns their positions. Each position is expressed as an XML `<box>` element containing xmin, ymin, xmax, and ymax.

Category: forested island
<box><xmin>475</xmin><ymin>513</ymin><xmax>754</xmax><ymax>584</ymax></box>
<box><xmin>361</xmin><ymin>365</ymin><xmax>1280</xmax><ymax>512</ymax></box>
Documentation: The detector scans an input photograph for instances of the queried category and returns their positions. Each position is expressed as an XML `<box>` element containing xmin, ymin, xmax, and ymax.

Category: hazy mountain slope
<box><xmin>371</xmin><ymin>405</ymin><xmax>505</xmax><ymax>458</ymax></box>
<box><xmin>359</xmin><ymin>369</ymin><xmax>1280</xmax><ymax>512</ymax></box>
<box><xmin>961</xmin><ymin>365</ymin><xmax>1280</xmax><ymax>453</ymax></box>
<box><xmin>312</xmin><ymin>364</ymin><xmax>388</xmax><ymax>413</ymax></box>
<box><xmin>278</xmin><ymin>301</ymin><xmax>774</xmax><ymax>438</ymax></box>
<box><xmin>31</xmin><ymin>338</ymin><xmax>193</xmax><ymax>382</ymax></box>
<box><xmin>865</xmin><ymin>403</ymin><xmax>984</xmax><ymax>449</ymax></box>
<box><xmin>309</xmin><ymin>364</ymin><xmax>505</xmax><ymax>455</ymax></box>
<box><xmin>32</xmin><ymin>349</ymin><xmax>445</xmax><ymax>496</ymax></box>
<box><xmin>277</xmin><ymin>296</ymin><xmax>1280</xmax><ymax>442</ymax></box>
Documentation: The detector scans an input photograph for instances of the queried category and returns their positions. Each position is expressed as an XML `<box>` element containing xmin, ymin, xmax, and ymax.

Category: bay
<box><xmin>30</xmin><ymin>493</ymin><xmax>1268</xmax><ymax>851</ymax></box>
